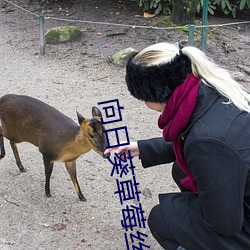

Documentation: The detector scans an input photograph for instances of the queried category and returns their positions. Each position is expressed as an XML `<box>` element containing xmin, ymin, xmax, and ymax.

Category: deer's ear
<box><xmin>92</xmin><ymin>106</ymin><xmax>102</xmax><ymax>117</ymax></box>
<box><xmin>76</xmin><ymin>111</ymin><xmax>85</xmax><ymax>125</ymax></box>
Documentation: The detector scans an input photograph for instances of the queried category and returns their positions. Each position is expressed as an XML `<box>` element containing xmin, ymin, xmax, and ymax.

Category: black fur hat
<box><xmin>125</xmin><ymin>52</ymin><xmax>192</xmax><ymax>103</ymax></box>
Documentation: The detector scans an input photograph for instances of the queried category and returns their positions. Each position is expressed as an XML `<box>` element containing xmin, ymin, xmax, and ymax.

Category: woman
<box><xmin>105</xmin><ymin>42</ymin><xmax>250</xmax><ymax>250</ymax></box>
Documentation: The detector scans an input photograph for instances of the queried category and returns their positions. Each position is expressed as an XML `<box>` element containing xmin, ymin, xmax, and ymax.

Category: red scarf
<box><xmin>158</xmin><ymin>73</ymin><xmax>201</xmax><ymax>194</ymax></box>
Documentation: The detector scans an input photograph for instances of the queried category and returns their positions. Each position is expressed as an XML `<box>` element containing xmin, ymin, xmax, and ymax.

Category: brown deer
<box><xmin>0</xmin><ymin>94</ymin><xmax>110</xmax><ymax>201</ymax></box>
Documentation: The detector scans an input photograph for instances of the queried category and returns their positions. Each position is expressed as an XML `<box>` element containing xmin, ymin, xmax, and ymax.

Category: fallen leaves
<box><xmin>51</xmin><ymin>223</ymin><xmax>67</xmax><ymax>231</ymax></box>
<box><xmin>142</xmin><ymin>187</ymin><xmax>152</xmax><ymax>198</ymax></box>
<box><xmin>143</xmin><ymin>12</ymin><xmax>156</xmax><ymax>18</ymax></box>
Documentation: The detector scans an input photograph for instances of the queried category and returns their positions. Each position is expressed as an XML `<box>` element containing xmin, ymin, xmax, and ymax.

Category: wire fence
<box><xmin>3</xmin><ymin>0</ymin><xmax>250</xmax><ymax>55</ymax></box>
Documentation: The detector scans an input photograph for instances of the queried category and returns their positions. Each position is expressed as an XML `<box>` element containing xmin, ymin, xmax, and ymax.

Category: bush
<box><xmin>212</xmin><ymin>0</ymin><xmax>250</xmax><ymax>17</ymax></box>
<box><xmin>38</xmin><ymin>0</ymin><xmax>58</xmax><ymax>4</ymax></box>
<box><xmin>136</xmin><ymin>0</ymin><xmax>250</xmax><ymax>17</ymax></box>
<box><xmin>135</xmin><ymin>0</ymin><xmax>172</xmax><ymax>15</ymax></box>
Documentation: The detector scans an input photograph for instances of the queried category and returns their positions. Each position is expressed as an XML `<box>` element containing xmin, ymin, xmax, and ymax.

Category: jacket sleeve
<box><xmin>137</xmin><ymin>137</ymin><xmax>176</xmax><ymax>168</ymax></box>
<box><xmin>185</xmin><ymin>136</ymin><xmax>248</xmax><ymax>237</ymax></box>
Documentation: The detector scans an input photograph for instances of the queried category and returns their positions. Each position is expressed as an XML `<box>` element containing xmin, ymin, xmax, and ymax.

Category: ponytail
<box><xmin>182</xmin><ymin>46</ymin><xmax>250</xmax><ymax>112</ymax></box>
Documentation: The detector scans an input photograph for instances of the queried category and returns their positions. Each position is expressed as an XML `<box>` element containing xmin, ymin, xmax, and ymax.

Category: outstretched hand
<box><xmin>104</xmin><ymin>142</ymin><xmax>139</xmax><ymax>158</ymax></box>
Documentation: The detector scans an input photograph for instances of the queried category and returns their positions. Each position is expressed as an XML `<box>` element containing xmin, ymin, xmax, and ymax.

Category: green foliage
<box><xmin>197</xmin><ymin>0</ymin><xmax>216</xmax><ymax>15</ymax></box>
<box><xmin>239</xmin><ymin>0</ymin><xmax>250</xmax><ymax>9</ymax></box>
<box><xmin>136</xmin><ymin>0</ymin><xmax>172</xmax><ymax>15</ymax></box>
<box><xmin>213</xmin><ymin>0</ymin><xmax>238</xmax><ymax>17</ymax></box>
<box><xmin>135</xmin><ymin>0</ymin><xmax>250</xmax><ymax>18</ymax></box>
<box><xmin>38</xmin><ymin>0</ymin><xmax>58</xmax><ymax>4</ymax></box>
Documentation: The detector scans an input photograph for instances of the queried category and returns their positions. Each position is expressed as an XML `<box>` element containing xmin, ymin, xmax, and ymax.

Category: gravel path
<box><xmin>0</xmin><ymin>4</ymin><xmax>175</xmax><ymax>250</ymax></box>
<box><xmin>0</xmin><ymin>1</ymin><xmax>249</xmax><ymax>249</ymax></box>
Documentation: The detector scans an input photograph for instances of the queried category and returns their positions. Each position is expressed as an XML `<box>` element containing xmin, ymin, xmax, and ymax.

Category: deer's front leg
<box><xmin>65</xmin><ymin>160</ymin><xmax>86</xmax><ymax>202</ymax></box>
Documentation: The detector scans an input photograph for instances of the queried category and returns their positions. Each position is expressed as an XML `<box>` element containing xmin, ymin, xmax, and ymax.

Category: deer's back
<box><xmin>0</xmin><ymin>94</ymin><xmax>79</xmax><ymax>147</ymax></box>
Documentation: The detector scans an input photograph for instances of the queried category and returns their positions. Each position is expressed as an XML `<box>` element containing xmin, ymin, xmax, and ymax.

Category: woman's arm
<box><xmin>138</xmin><ymin>137</ymin><xmax>175</xmax><ymax>168</ymax></box>
<box><xmin>104</xmin><ymin>137</ymin><xmax>175</xmax><ymax>168</ymax></box>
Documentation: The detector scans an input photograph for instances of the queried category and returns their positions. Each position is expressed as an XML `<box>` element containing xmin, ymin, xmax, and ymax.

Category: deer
<box><xmin>0</xmin><ymin>94</ymin><xmax>110</xmax><ymax>201</ymax></box>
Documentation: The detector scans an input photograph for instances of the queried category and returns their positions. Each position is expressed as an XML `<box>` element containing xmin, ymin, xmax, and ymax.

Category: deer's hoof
<box><xmin>79</xmin><ymin>196</ymin><xmax>87</xmax><ymax>202</ymax></box>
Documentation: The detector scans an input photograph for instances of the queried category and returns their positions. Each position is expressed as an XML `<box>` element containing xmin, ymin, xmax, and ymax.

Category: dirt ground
<box><xmin>0</xmin><ymin>0</ymin><xmax>249</xmax><ymax>249</ymax></box>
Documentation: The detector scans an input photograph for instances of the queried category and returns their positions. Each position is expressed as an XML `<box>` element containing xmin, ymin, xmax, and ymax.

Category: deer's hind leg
<box><xmin>65</xmin><ymin>161</ymin><xmax>86</xmax><ymax>202</ymax></box>
<box><xmin>0</xmin><ymin>126</ymin><xmax>5</xmax><ymax>159</ymax></box>
<box><xmin>43</xmin><ymin>155</ymin><xmax>54</xmax><ymax>198</ymax></box>
<box><xmin>10</xmin><ymin>141</ymin><xmax>26</xmax><ymax>172</ymax></box>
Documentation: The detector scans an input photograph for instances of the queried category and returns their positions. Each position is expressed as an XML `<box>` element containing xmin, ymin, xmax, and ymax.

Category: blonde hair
<box><xmin>134</xmin><ymin>42</ymin><xmax>250</xmax><ymax>113</ymax></box>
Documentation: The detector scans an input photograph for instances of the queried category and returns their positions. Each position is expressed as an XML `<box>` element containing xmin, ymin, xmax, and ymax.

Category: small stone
<box><xmin>45</xmin><ymin>26</ymin><xmax>82</xmax><ymax>44</ymax></box>
<box><xmin>231</xmin><ymin>71</ymin><xmax>247</xmax><ymax>82</ymax></box>
<box><xmin>142</xmin><ymin>187</ymin><xmax>152</xmax><ymax>198</ymax></box>
<box><xmin>112</xmin><ymin>47</ymin><xmax>138</xmax><ymax>67</ymax></box>
<box><xmin>39</xmin><ymin>223</ymin><xmax>50</xmax><ymax>228</ymax></box>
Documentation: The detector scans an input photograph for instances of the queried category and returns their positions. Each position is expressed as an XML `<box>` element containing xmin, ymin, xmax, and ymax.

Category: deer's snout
<box><xmin>102</xmin><ymin>152</ymin><xmax>110</xmax><ymax>159</ymax></box>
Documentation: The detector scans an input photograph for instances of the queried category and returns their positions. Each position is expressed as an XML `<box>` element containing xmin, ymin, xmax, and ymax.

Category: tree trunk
<box><xmin>171</xmin><ymin>0</ymin><xmax>198</xmax><ymax>25</ymax></box>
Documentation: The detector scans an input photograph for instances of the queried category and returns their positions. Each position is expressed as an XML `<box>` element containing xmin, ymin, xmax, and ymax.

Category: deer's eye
<box><xmin>89</xmin><ymin>133</ymin><xmax>94</xmax><ymax>139</ymax></box>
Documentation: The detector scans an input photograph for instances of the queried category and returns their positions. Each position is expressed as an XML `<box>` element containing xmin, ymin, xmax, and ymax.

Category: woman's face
<box><xmin>145</xmin><ymin>102</ymin><xmax>166</xmax><ymax>112</ymax></box>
